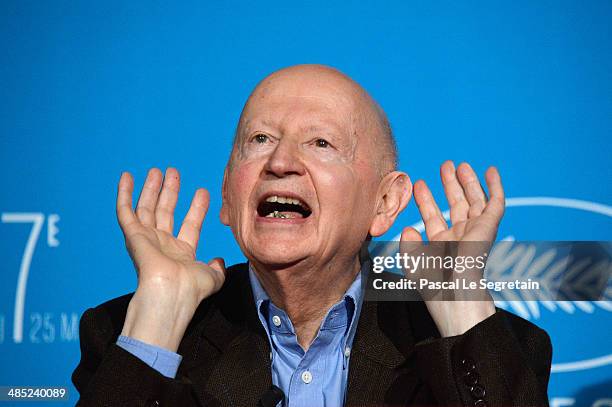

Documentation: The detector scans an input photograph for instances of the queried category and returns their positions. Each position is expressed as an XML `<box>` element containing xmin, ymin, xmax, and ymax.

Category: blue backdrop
<box><xmin>1</xmin><ymin>1</ymin><xmax>610</xmax><ymax>406</ymax></box>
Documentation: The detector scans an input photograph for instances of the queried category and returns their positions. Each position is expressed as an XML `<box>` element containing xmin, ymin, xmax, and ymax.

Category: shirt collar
<box><xmin>249</xmin><ymin>263</ymin><xmax>271</xmax><ymax>307</ymax></box>
<box><xmin>248</xmin><ymin>262</ymin><xmax>364</xmax><ymax>341</ymax></box>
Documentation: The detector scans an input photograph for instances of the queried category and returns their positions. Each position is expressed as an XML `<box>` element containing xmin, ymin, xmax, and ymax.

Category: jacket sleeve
<box><xmin>72</xmin><ymin>306</ymin><xmax>201</xmax><ymax>407</ymax></box>
<box><xmin>412</xmin><ymin>309</ymin><xmax>552</xmax><ymax>407</ymax></box>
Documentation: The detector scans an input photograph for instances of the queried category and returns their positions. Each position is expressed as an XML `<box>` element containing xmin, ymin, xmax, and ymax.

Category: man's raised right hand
<box><xmin>117</xmin><ymin>168</ymin><xmax>226</xmax><ymax>352</ymax></box>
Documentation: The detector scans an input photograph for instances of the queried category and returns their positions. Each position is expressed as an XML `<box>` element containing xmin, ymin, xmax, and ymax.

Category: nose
<box><xmin>263</xmin><ymin>138</ymin><xmax>305</xmax><ymax>178</ymax></box>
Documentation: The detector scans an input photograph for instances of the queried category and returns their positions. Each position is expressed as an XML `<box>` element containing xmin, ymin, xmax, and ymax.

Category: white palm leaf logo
<box><xmin>486</xmin><ymin>237</ymin><xmax>612</xmax><ymax>320</ymax></box>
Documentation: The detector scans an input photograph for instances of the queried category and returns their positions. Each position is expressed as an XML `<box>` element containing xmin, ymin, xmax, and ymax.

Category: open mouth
<box><xmin>257</xmin><ymin>195</ymin><xmax>312</xmax><ymax>219</ymax></box>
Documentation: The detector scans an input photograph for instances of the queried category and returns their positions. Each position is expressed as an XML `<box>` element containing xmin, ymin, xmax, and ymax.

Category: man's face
<box><xmin>220</xmin><ymin>69</ymin><xmax>382</xmax><ymax>269</ymax></box>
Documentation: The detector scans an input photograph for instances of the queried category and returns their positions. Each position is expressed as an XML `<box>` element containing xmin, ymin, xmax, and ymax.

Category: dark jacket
<box><xmin>72</xmin><ymin>262</ymin><xmax>552</xmax><ymax>406</ymax></box>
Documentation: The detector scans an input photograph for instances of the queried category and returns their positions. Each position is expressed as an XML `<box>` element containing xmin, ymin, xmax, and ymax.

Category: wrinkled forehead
<box><xmin>240</xmin><ymin>97</ymin><xmax>354</xmax><ymax>137</ymax></box>
<box><xmin>239</xmin><ymin>76</ymin><xmax>363</xmax><ymax>135</ymax></box>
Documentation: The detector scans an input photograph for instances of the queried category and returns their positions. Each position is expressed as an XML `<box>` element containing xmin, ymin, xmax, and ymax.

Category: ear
<box><xmin>219</xmin><ymin>167</ymin><xmax>230</xmax><ymax>226</ymax></box>
<box><xmin>369</xmin><ymin>171</ymin><xmax>412</xmax><ymax>237</ymax></box>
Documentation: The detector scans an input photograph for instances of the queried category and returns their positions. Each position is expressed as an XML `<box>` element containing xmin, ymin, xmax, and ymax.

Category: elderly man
<box><xmin>73</xmin><ymin>65</ymin><xmax>552</xmax><ymax>406</ymax></box>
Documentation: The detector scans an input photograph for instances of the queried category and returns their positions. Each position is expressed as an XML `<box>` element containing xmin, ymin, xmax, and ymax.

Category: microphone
<box><xmin>258</xmin><ymin>385</ymin><xmax>285</xmax><ymax>407</ymax></box>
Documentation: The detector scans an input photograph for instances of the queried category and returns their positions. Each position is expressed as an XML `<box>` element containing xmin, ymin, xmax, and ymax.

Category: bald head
<box><xmin>233</xmin><ymin>64</ymin><xmax>397</xmax><ymax>176</ymax></box>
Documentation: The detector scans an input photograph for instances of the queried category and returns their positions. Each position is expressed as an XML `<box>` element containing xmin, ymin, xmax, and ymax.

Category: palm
<box><xmin>128</xmin><ymin>228</ymin><xmax>193</xmax><ymax>268</ymax></box>
<box><xmin>429</xmin><ymin>214</ymin><xmax>499</xmax><ymax>243</ymax></box>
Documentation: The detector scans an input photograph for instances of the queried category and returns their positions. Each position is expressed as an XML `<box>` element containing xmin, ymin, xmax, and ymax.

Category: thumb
<box><xmin>200</xmin><ymin>257</ymin><xmax>227</xmax><ymax>295</ymax></box>
<box><xmin>208</xmin><ymin>257</ymin><xmax>226</xmax><ymax>274</ymax></box>
<box><xmin>401</xmin><ymin>226</ymin><xmax>423</xmax><ymax>242</ymax></box>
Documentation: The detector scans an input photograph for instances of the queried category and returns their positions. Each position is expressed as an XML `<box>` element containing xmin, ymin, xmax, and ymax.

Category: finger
<box><xmin>136</xmin><ymin>168</ymin><xmax>163</xmax><ymax>227</ymax></box>
<box><xmin>440</xmin><ymin>160</ymin><xmax>469</xmax><ymax>225</ymax></box>
<box><xmin>400</xmin><ymin>226</ymin><xmax>423</xmax><ymax>242</ymax></box>
<box><xmin>116</xmin><ymin>172</ymin><xmax>139</xmax><ymax>234</ymax></box>
<box><xmin>199</xmin><ymin>257</ymin><xmax>226</xmax><ymax>296</ymax></box>
<box><xmin>483</xmin><ymin>166</ymin><xmax>505</xmax><ymax>220</ymax></box>
<box><xmin>208</xmin><ymin>257</ymin><xmax>226</xmax><ymax>274</ymax></box>
<box><xmin>456</xmin><ymin>162</ymin><xmax>487</xmax><ymax>219</ymax></box>
<box><xmin>413</xmin><ymin>180</ymin><xmax>448</xmax><ymax>240</ymax></box>
<box><xmin>208</xmin><ymin>258</ymin><xmax>227</xmax><ymax>291</ymax></box>
<box><xmin>178</xmin><ymin>188</ymin><xmax>210</xmax><ymax>249</ymax></box>
<box><xmin>399</xmin><ymin>227</ymin><xmax>422</xmax><ymax>272</ymax></box>
<box><xmin>155</xmin><ymin>168</ymin><xmax>181</xmax><ymax>233</ymax></box>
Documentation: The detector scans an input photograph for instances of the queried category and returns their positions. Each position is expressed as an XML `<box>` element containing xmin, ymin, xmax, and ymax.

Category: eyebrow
<box><xmin>299</xmin><ymin>124</ymin><xmax>337</xmax><ymax>134</ymax></box>
<box><xmin>260</xmin><ymin>119</ymin><xmax>275</xmax><ymax>128</ymax></box>
<box><xmin>240</xmin><ymin>116</ymin><xmax>348</xmax><ymax>140</ymax></box>
<box><xmin>239</xmin><ymin>118</ymin><xmax>274</xmax><ymax>134</ymax></box>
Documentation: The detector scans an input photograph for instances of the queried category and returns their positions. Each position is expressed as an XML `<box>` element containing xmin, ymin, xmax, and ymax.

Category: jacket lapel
<box><xmin>178</xmin><ymin>263</ymin><xmax>273</xmax><ymax>407</ymax></box>
<box><xmin>346</xmin><ymin>300</ymin><xmax>420</xmax><ymax>406</ymax></box>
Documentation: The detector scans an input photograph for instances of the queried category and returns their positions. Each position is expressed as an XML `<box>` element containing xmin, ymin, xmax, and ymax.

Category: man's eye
<box><xmin>315</xmin><ymin>138</ymin><xmax>330</xmax><ymax>148</ymax></box>
<box><xmin>253</xmin><ymin>134</ymin><xmax>269</xmax><ymax>143</ymax></box>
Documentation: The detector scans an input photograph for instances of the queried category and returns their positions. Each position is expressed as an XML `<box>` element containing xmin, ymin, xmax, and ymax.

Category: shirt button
<box><xmin>272</xmin><ymin>315</ymin><xmax>282</xmax><ymax>327</ymax></box>
<box><xmin>301</xmin><ymin>370</ymin><xmax>313</xmax><ymax>384</ymax></box>
<box><xmin>344</xmin><ymin>347</ymin><xmax>351</xmax><ymax>357</ymax></box>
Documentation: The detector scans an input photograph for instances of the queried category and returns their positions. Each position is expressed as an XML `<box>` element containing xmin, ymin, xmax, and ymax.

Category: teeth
<box><xmin>265</xmin><ymin>195</ymin><xmax>306</xmax><ymax>208</ymax></box>
<box><xmin>265</xmin><ymin>210</ymin><xmax>288</xmax><ymax>219</ymax></box>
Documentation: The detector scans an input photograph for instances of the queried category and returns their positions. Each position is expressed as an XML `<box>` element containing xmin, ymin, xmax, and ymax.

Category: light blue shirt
<box><xmin>249</xmin><ymin>265</ymin><xmax>363</xmax><ymax>407</ymax></box>
<box><xmin>116</xmin><ymin>334</ymin><xmax>182</xmax><ymax>378</ymax></box>
<box><xmin>117</xmin><ymin>264</ymin><xmax>363</xmax><ymax>407</ymax></box>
